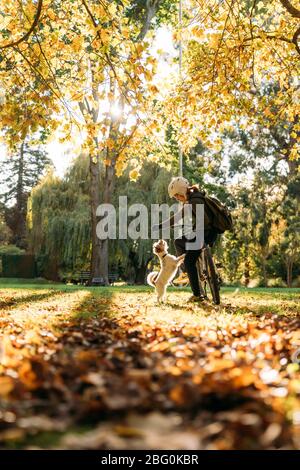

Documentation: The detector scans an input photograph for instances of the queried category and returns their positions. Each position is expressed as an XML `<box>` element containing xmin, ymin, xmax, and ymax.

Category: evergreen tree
<box><xmin>0</xmin><ymin>203</ymin><xmax>11</xmax><ymax>245</ymax></box>
<box><xmin>0</xmin><ymin>139</ymin><xmax>52</xmax><ymax>248</ymax></box>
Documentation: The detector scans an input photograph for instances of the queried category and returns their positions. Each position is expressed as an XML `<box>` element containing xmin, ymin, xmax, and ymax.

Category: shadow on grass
<box><xmin>0</xmin><ymin>290</ymin><xmax>64</xmax><ymax>310</ymax></box>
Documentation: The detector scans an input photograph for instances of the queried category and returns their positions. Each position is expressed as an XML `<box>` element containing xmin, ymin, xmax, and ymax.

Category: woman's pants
<box><xmin>174</xmin><ymin>230</ymin><xmax>218</xmax><ymax>297</ymax></box>
<box><xmin>174</xmin><ymin>236</ymin><xmax>201</xmax><ymax>296</ymax></box>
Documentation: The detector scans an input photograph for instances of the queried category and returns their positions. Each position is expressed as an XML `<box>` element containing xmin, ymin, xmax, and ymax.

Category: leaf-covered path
<box><xmin>0</xmin><ymin>285</ymin><xmax>299</xmax><ymax>449</ymax></box>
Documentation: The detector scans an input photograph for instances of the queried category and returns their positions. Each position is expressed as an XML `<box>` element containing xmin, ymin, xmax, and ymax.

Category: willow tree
<box><xmin>28</xmin><ymin>157</ymin><xmax>91</xmax><ymax>279</ymax></box>
<box><xmin>279</xmin><ymin>176</ymin><xmax>300</xmax><ymax>286</ymax></box>
<box><xmin>28</xmin><ymin>155</ymin><xmax>172</xmax><ymax>282</ymax></box>
<box><xmin>111</xmin><ymin>160</ymin><xmax>173</xmax><ymax>283</ymax></box>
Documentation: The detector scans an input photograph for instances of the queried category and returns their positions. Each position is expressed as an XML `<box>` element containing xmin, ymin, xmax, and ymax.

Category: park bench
<box><xmin>108</xmin><ymin>272</ymin><xmax>119</xmax><ymax>284</ymax></box>
<box><xmin>91</xmin><ymin>277</ymin><xmax>106</xmax><ymax>286</ymax></box>
<box><xmin>78</xmin><ymin>271</ymin><xmax>119</xmax><ymax>286</ymax></box>
<box><xmin>79</xmin><ymin>271</ymin><xmax>90</xmax><ymax>285</ymax></box>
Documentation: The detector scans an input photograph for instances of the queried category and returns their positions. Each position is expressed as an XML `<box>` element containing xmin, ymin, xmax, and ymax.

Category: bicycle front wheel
<box><xmin>204</xmin><ymin>246</ymin><xmax>221</xmax><ymax>305</ymax></box>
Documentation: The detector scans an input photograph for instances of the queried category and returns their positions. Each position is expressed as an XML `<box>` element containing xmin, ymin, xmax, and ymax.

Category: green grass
<box><xmin>0</xmin><ymin>278</ymin><xmax>299</xmax><ymax>296</ymax></box>
<box><xmin>0</xmin><ymin>281</ymin><xmax>299</xmax><ymax>322</ymax></box>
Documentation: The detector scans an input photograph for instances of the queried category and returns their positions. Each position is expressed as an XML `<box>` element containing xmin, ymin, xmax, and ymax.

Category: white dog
<box><xmin>147</xmin><ymin>239</ymin><xmax>186</xmax><ymax>303</ymax></box>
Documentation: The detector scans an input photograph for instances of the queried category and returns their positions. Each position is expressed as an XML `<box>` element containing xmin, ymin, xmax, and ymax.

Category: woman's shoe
<box><xmin>188</xmin><ymin>295</ymin><xmax>206</xmax><ymax>302</ymax></box>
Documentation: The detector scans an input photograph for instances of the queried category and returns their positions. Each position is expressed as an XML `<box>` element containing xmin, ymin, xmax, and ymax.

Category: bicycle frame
<box><xmin>196</xmin><ymin>247</ymin><xmax>209</xmax><ymax>299</ymax></box>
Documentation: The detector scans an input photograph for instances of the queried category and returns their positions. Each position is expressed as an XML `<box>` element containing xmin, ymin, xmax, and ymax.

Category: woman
<box><xmin>154</xmin><ymin>177</ymin><xmax>218</xmax><ymax>302</ymax></box>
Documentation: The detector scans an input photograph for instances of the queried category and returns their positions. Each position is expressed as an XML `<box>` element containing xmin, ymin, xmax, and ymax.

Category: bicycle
<box><xmin>170</xmin><ymin>226</ymin><xmax>222</xmax><ymax>303</ymax></box>
<box><xmin>172</xmin><ymin>244</ymin><xmax>222</xmax><ymax>304</ymax></box>
<box><xmin>196</xmin><ymin>244</ymin><xmax>221</xmax><ymax>305</ymax></box>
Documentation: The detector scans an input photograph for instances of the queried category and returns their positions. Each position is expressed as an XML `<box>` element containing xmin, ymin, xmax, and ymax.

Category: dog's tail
<box><xmin>147</xmin><ymin>271</ymin><xmax>159</xmax><ymax>287</ymax></box>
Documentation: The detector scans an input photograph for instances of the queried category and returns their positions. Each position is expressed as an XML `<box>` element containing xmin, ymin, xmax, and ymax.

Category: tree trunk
<box><xmin>244</xmin><ymin>258</ymin><xmax>250</xmax><ymax>287</ymax></box>
<box><xmin>91</xmin><ymin>76</ymin><xmax>122</xmax><ymax>284</ymax></box>
<box><xmin>88</xmin><ymin>154</ymin><xmax>108</xmax><ymax>284</ymax></box>
<box><xmin>15</xmin><ymin>142</ymin><xmax>27</xmax><ymax>248</ymax></box>
<box><xmin>88</xmin><ymin>144</ymin><xmax>117</xmax><ymax>285</ymax></box>
<box><xmin>17</xmin><ymin>142</ymin><xmax>24</xmax><ymax>213</ymax></box>
<box><xmin>262</xmin><ymin>258</ymin><xmax>268</xmax><ymax>287</ymax></box>
<box><xmin>135</xmin><ymin>263</ymin><xmax>148</xmax><ymax>285</ymax></box>
<box><xmin>137</xmin><ymin>0</ymin><xmax>162</xmax><ymax>41</ymax></box>
<box><xmin>286</xmin><ymin>259</ymin><xmax>293</xmax><ymax>287</ymax></box>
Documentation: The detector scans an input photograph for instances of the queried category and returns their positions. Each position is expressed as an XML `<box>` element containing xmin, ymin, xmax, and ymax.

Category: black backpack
<box><xmin>204</xmin><ymin>195</ymin><xmax>233</xmax><ymax>234</ymax></box>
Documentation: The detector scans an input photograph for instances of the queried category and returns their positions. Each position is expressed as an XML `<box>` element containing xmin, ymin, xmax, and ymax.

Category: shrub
<box><xmin>267</xmin><ymin>277</ymin><xmax>287</xmax><ymax>288</ymax></box>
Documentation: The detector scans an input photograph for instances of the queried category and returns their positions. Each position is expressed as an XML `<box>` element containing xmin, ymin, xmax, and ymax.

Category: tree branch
<box><xmin>279</xmin><ymin>0</ymin><xmax>300</xmax><ymax>18</ymax></box>
<box><xmin>0</xmin><ymin>0</ymin><xmax>43</xmax><ymax>49</ymax></box>
<box><xmin>137</xmin><ymin>0</ymin><xmax>162</xmax><ymax>41</ymax></box>
<box><xmin>292</xmin><ymin>25</ymin><xmax>300</xmax><ymax>54</ymax></box>
<box><xmin>244</xmin><ymin>32</ymin><xmax>300</xmax><ymax>55</ymax></box>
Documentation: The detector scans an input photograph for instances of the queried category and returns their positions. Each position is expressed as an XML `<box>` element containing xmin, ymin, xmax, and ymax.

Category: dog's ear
<box><xmin>153</xmin><ymin>242</ymin><xmax>160</xmax><ymax>254</ymax></box>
